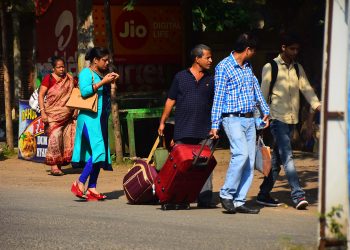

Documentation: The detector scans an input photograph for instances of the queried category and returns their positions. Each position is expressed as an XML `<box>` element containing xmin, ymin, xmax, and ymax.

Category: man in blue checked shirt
<box><xmin>210</xmin><ymin>33</ymin><xmax>270</xmax><ymax>214</ymax></box>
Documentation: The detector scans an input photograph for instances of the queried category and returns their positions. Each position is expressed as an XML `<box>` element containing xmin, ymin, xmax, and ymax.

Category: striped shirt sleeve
<box><xmin>211</xmin><ymin>64</ymin><xmax>227</xmax><ymax>129</ymax></box>
<box><xmin>253</xmin><ymin>76</ymin><xmax>269</xmax><ymax>115</ymax></box>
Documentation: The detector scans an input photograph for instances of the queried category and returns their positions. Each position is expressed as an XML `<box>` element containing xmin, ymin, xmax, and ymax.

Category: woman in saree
<box><xmin>38</xmin><ymin>56</ymin><xmax>78</xmax><ymax>176</ymax></box>
<box><xmin>70</xmin><ymin>47</ymin><xmax>118</xmax><ymax>201</ymax></box>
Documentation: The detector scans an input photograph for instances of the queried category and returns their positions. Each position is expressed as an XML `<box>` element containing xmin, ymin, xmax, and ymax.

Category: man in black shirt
<box><xmin>158</xmin><ymin>44</ymin><xmax>216</xmax><ymax>208</ymax></box>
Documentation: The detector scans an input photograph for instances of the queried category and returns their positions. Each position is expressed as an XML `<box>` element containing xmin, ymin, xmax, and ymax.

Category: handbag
<box><xmin>254</xmin><ymin>102</ymin><xmax>266</xmax><ymax>130</ymax></box>
<box><xmin>146</xmin><ymin>135</ymin><xmax>169</xmax><ymax>171</ymax></box>
<box><xmin>29</xmin><ymin>88</ymin><xmax>41</xmax><ymax>113</ymax></box>
<box><xmin>29</xmin><ymin>74</ymin><xmax>51</xmax><ymax>113</ymax></box>
<box><xmin>255</xmin><ymin>136</ymin><xmax>272</xmax><ymax>177</ymax></box>
<box><xmin>66</xmin><ymin>88</ymin><xmax>97</xmax><ymax>112</ymax></box>
<box><xmin>66</xmin><ymin>69</ymin><xmax>97</xmax><ymax>112</ymax></box>
<box><xmin>153</xmin><ymin>136</ymin><xmax>169</xmax><ymax>171</ymax></box>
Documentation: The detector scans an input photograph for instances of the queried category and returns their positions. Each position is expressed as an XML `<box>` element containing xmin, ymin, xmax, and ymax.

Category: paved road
<box><xmin>0</xmin><ymin>155</ymin><xmax>319</xmax><ymax>250</ymax></box>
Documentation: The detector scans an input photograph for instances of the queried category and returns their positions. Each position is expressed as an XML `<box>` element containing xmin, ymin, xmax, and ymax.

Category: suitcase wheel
<box><xmin>161</xmin><ymin>204</ymin><xmax>174</xmax><ymax>210</ymax></box>
<box><xmin>161</xmin><ymin>203</ymin><xmax>190</xmax><ymax>210</ymax></box>
<box><xmin>176</xmin><ymin>203</ymin><xmax>190</xmax><ymax>210</ymax></box>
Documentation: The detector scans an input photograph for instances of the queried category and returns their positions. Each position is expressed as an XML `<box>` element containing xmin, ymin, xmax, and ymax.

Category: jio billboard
<box><xmin>93</xmin><ymin>4</ymin><xmax>183</xmax><ymax>64</ymax></box>
<box><xmin>93</xmin><ymin>2</ymin><xmax>183</xmax><ymax>91</ymax></box>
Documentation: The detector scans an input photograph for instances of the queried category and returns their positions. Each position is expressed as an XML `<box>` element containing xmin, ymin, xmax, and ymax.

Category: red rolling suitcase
<box><xmin>155</xmin><ymin>139</ymin><xmax>217</xmax><ymax>210</ymax></box>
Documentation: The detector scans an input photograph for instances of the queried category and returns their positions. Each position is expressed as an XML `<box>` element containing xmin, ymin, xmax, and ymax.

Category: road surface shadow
<box><xmin>104</xmin><ymin>189</ymin><xmax>125</xmax><ymax>200</ymax></box>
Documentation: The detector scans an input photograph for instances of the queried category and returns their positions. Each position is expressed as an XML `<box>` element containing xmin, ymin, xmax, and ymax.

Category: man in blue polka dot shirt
<box><xmin>158</xmin><ymin>44</ymin><xmax>216</xmax><ymax>208</ymax></box>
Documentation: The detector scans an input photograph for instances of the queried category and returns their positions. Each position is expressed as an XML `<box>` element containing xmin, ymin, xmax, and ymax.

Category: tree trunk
<box><xmin>12</xmin><ymin>11</ymin><xmax>21</xmax><ymax>110</ymax></box>
<box><xmin>1</xmin><ymin>4</ymin><xmax>14</xmax><ymax>150</ymax></box>
<box><xmin>104</xmin><ymin>0</ymin><xmax>123</xmax><ymax>162</ymax></box>
<box><xmin>181</xmin><ymin>0</ymin><xmax>193</xmax><ymax>68</ymax></box>
<box><xmin>76</xmin><ymin>0</ymin><xmax>94</xmax><ymax>73</ymax></box>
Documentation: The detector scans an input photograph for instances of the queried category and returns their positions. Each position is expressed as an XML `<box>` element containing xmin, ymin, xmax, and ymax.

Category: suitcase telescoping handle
<box><xmin>192</xmin><ymin>135</ymin><xmax>219</xmax><ymax>167</ymax></box>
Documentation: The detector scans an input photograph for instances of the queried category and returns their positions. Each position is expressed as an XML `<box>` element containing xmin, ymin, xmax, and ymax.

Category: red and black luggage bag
<box><xmin>123</xmin><ymin>159</ymin><xmax>158</xmax><ymax>204</ymax></box>
<box><xmin>122</xmin><ymin>137</ymin><xmax>162</xmax><ymax>204</ymax></box>
<box><xmin>155</xmin><ymin>139</ymin><xmax>217</xmax><ymax>210</ymax></box>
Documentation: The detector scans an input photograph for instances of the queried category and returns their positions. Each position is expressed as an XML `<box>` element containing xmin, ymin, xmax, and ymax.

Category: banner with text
<box><xmin>18</xmin><ymin>100</ymin><xmax>48</xmax><ymax>163</ymax></box>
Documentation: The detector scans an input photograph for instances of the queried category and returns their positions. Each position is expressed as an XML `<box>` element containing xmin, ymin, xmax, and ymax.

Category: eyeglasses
<box><xmin>100</xmin><ymin>57</ymin><xmax>110</xmax><ymax>63</ymax></box>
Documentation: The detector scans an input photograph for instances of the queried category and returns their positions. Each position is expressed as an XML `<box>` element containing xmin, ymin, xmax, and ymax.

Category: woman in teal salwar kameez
<box><xmin>71</xmin><ymin>47</ymin><xmax>119</xmax><ymax>201</ymax></box>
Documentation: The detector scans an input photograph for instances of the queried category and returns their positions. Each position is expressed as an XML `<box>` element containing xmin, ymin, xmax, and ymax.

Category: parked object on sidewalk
<box><xmin>255</xmin><ymin>136</ymin><xmax>271</xmax><ymax>177</ymax></box>
<box><xmin>155</xmin><ymin>138</ymin><xmax>217</xmax><ymax>210</ymax></box>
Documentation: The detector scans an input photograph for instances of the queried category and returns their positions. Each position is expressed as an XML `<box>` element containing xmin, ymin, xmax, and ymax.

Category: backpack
<box><xmin>267</xmin><ymin>60</ymin><xmax>300</xmax><ymax>104</ymax></box>
<box><xmin>29</xmin><ymin>74</ymin><xmax>51</xmax><ymax>113</ymax></box>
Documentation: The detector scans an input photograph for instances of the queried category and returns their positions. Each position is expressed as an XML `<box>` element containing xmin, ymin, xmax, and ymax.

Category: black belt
<box><xmin>222</xmin><ymin>112</ymin><xmax>254</xmax><ymax>118</ymax></box>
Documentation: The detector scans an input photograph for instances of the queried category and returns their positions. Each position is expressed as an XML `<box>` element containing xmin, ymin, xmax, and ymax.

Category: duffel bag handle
<box><xmin>146</xmin><ymin>135</ymin><xmax>166</xmax><ymax>164</ymax></box>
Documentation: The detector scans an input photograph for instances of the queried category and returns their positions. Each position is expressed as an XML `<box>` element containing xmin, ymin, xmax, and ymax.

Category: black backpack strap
<box><xmin>268</xmin><ymin>60</ymin><xmax>278</xmax><ymax>104</ymax></box>
<box><xmin>293</xmin><ymin>63</ymin><xmax>300</xmax><ymax>79</ymax></box>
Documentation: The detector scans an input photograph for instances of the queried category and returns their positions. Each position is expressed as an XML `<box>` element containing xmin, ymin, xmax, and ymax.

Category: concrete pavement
<box><xmin>0</xmin><ymin>150</ymin><xmax>319</xmax><ymax>249</ymax></box>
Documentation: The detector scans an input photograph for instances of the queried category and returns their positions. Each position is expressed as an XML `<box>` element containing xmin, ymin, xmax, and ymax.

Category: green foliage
<box><xmin>123</xmin><ymin>0</ymin><xmax>137</xmax><ymax>11</ymax></box>
<box><xmin>319</xmin><ymin>205</ymin><xmax>347</xmax><ymax>242</ymax></box>
<box><xmin>0</xmin><ymin>144</ymin><xmax>17</xmax><ymax>160</ymax></box>
<box><xmin>111</xmin><ymin>154</ymin><xmax>133</xmax><ymax>166</ymax></box>
<box><xmin>111</xmin><ymin>153</ymin><xmax>117</xmax><ymax>163</ymax></box>
<box><xmin>192</xmin><ymin>0</ymin><xmax>264</xmax><ymax>32</ymax></box>
<box><xmin>192</xmin><ymin>0</ymin><xmax>325</xmax><ymax>32</ymax></box>
<box><xmin>1</xmin><ymin>0</ymin><xmax>34</xmax><ymax>13</ymax></box>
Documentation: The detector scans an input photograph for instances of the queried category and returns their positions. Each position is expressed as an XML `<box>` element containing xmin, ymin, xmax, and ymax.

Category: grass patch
<box><xmin>0</xmin><ymin>144</ymin><xmax>17</xmax><ymax>160</ymax></box>
<box><xmin>111</xmin><ymin>154</ymin><xmax>134</xmax><ymax>168</ymax></box>
<box><xmin>278</xmin><ymin>236</ymin><xmax>316</xmax><ymax>250</ymax></box>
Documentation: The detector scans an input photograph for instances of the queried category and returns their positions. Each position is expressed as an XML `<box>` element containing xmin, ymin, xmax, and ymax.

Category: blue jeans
<box><xmin>258</xmin><ymin>120</ymin><xmax>305</xmax><ymax>204</ymax></box>
<box><xmin>220</xmin><ymin>117</ymin><xmax>256</xmax><ymax>207</ymax></box>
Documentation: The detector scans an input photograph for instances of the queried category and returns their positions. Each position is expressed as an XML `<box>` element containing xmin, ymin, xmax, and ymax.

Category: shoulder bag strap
<box><xmin>268</xmin><ymin>60</ymin><xmax>278</xmax><ymax>104</ymax></box>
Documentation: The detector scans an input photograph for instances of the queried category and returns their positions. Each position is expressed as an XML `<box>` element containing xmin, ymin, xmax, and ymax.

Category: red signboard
<box><xmin>36</xmin><ymin>0</ymin><xmax>77</xmax><ymax>77</ymax></box>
